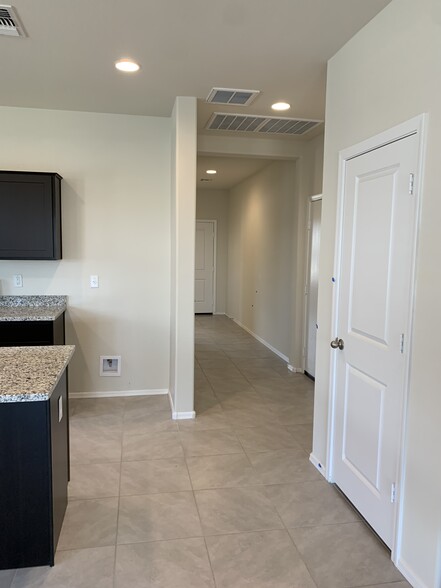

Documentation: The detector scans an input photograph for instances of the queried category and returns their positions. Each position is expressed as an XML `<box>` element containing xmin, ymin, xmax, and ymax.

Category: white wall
<box><xmin>196</xmin><ymin>189</ymin><xmax>229</xmax><ymax>314</ymax></box>
<box><xmin>169</xmin><ymin>97</ymin><xmax>197</xmax><ymax>417</ymax></box>
<box><xmin>0</xmin><ymin>106</ymin><xmax>171</xmax><ymax>395</ymax></box>
<box><xmin>227</xmin><ymin>161</ymin><xmax>296</xmax><ymax>359</ymax></box>
<box><xmin>314</xmin><ymin>1</ymin><xmax>441</xmax><ymax>585</ymax></box>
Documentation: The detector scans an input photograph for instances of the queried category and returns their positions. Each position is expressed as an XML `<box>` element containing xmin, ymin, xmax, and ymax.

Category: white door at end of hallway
<box><xmin>195</xmin><ymin>220</ymin><xmax>215</xmax><ymax>314</ymax></box>
<box><xmin>332</xmin><ymin>132</ymin><xmax>419</xmax><ymax>548</ymax></box>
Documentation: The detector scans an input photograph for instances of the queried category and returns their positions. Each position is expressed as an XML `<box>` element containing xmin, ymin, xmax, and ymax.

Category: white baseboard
<box><xmin>309</xmin><ymin>453</ymin><xmax>327</xmax><ymax>478</ymax></box>
<box><xmin>168</xmin><ymin>391</ymin><xmax>196</xmax><ymax>420</ymax></box>
<box><xmin>229</xmin><ymin>316</ymin><xmax>289</xmax><ymax>363</ymax></box>
<box><xmin>70</xmin><ymin>389</ymin><xmax>168</xmax><ymax>399</ymax></box>
<box><xmin>396</xmin><ymin>557</ymin><xmax>431</xmax><ymax>588</ymax></box>
<box><xmin>173</xmin><ymin>411</ymin><xmax>196</xmax><ymax>420</ymax></box>
<box><xmin>213</xmin><ymin>312</ymin><xmax>226</xmax><ymax>316</ymax></box>
<box><xmin>288</xmin><ymin>364</ymin><xmax>304</xmax><ymax>373</ymax></box>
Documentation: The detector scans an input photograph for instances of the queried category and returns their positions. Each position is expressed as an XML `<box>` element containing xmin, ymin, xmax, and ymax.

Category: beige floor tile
<box><xmin>69</xmin><ymin>412</ymin><xmax>123</xmax><ymax>433</ymax></box>
<box><xmin>203</xmin><ymin>366</ymin><xmax>245</xmax><ymax>383</ymax></box>
<box><xmin>194</xmin><ymin>487</ymin><xmax>283</xmax><ymax>535</ymax></box>
<box><xmin>206</xmin><ymin>530</ymin><xmax>316</xmax><ymax>588</ymax></box>
<box><xmin>11</xmin><ymin>547</ymin><xmax>114</xmax><ymax>588</ymax></box>
<box><xmin>209</xmin><ymin>378</ymin><xmax>255</xmax><ymax>398</ymax></box>
<box><xmin>247</xmin><ymin>449</ymin><xmax>322</xmax><ymax>484</ymax></box>
<box><xmin>220</xmin><ymin>393</ymin><xmax>271</xmax><ymax>411</ymax></box>
<box><xmin>187</xmin><ymin>453</ymin><xmax>262</xmax><ymax>490</ymax></box>
<box><xmin>115</xmin><ymin>538</ymin><xmax>215</xmax><ymax>588</ymax></box>
<box><xmin>239</xmin><ymin>366</ymin><xmax>285</xmax><ymax>381</ymax></box>
<box><xmin>178</xmin><ymin>404</ymin><xmax>231</xmax><ymax>432</ymax></box>
<box><xmin>0</xmin><ymin>570</ymin><xmax>15</xmax><ymax>588</ymax></box>
<box><xmin>223</xmin><ymin>405</ymin><xmax>279</xmax><ymax>428</ymax></box>
<box><xmin>265</xmin><ymin>481</ymin><xmax>360</xmax><ymax>527</ymax></box>
<box><xmin>122</xmin><ymin>431</ymin><xmax>183</xmax><ymax>461</ymax></box>
<box><xmin>69</xmin><ymin>463</ymin><xmax>121</xmax><ymax>500</ymax></box>
<box><xmin>231</xmin><ymin>358</ymin><xmax>287</xmax><ymax>370</ymax></box>
<box><xmin>285</xmin><ymin>423</ymin><xmax>313</xmax><ymax>452</ymax></box>
<box><xmin>117</xmin><ymin>492</ymin><xmax>202</xmax><ymax>544</ymax></box>
<box><xmin>70</xmin><ymin>429</ymin><xmax>122</xmax><ymax>464</ymax></box>
<box><xmin>120</xmin><ymin>458</ymin><xmax>191</xmax><ymax>495</ymax></box>
<box><xmin>71</xmin><ymin>398</ymin><xmax>125</xmax><ymax>418</ymax></box>
<box><xmin>179</xmin><ymin>429</ymin><xmax>243</xmax><ymax>457</ymax></box>
<box><xmin>123</xmin><ymin>394</ymin><xmax>170</xmax><ymax>415</ymax></box>
<box><xmin>196</xmin><ymin>350</ymin><xmax>228</xmax><ymax>360</ymax></box>
<box><xmin>58</xmin><ymin>498</ymin><xmax>119</xmax><ymax>550</ymax></box>
<box><xmin>360</xmin><ymin>580</ymin><xmax>412</xmax><ymax>588</ymax></box>
<box><xmin>269</xmin><ymin>403</ymin><xmax>314</xmax><ymax>425</ymax></box>
<box><xmin>289</xmin><ymin>522</ymin><xmax>405</xmax><ymax>588</ymax></box>
<box><xmin>122</xmin><ymin>409</ymin><xmax>177</xmax><ymax>436</ymax></box>
<box><xmin>198</xmin><ymin>358</ymin><xmax>238</xmax><ymax>370</ymax></box>
<box><xmin>234</xmin><ymin>425</ymin><xmax>303</xmax><ymax>452</ymax></box>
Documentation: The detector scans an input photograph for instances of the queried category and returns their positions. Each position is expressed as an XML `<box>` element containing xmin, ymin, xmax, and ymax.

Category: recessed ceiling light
<box><xmin>206</xmin><ymin>169</ymin><xmax>217</xmax><ymax>174</ymax></box>
<box><xmin>115</xmin><ymin>59</ymin><xmax>140</xmax><ymax>73</ymax></box>
<box><xmin>271</xmin><ymin>102</ymin><xmax>290</xmax><ymax>111</ymax></box>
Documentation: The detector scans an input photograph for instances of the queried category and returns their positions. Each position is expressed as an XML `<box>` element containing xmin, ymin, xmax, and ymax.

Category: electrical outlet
<box><xmin>90</xmin><ymin>275</ymin><xmax>99</xmax><ymax>288</ymax></box>
<box><xmin>13</xmin><ymin>274</ymin><xmax>23</xmax><ymax>288</ymax></box>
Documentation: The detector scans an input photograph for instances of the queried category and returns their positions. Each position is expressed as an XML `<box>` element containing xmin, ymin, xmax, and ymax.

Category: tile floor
<box><xmin>1</xmin><ymin>315</ymin><xmax>411</xmax><ymax>588</ymax></box>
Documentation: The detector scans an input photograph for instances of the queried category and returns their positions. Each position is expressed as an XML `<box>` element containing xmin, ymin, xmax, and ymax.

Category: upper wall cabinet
<box><xmin>0</xmin><ymin>171</ymin><xmax>62</xmax><ymax>260</ymax></box>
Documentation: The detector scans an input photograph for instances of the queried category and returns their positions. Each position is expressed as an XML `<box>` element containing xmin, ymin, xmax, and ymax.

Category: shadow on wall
<box><xmin>60</xmin><ymin>179</ymin><xmax>86</xmax><ymax>261</ymax></box>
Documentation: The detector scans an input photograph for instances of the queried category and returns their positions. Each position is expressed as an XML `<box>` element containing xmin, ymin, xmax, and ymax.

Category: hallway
<box><xmin>2</xmin><ymin>316</ymin><xmax>409</xmax><ymax>587</ymax></box>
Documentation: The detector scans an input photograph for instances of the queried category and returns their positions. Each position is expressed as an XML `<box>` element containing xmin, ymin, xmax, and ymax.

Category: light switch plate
<box><xmin>90</xmin><ymin>275</ymin><xmax>99</xmax><ymax>288</ymax></box>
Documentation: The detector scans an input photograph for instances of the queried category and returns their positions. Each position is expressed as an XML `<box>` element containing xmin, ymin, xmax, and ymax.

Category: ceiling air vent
<box><xmin>206</xmin><ymin>113</ymin><xmax>322</xmax><ymax>136</ymax></box>
<box><xmin>206</xmin><ymin>88</ymin><xmax>260</xmax><ymax>107</ymax></box>
<box><xmin>0</xmin><ymin>5</ymin><xmax>26</xmax><ymax>37</ymax></box>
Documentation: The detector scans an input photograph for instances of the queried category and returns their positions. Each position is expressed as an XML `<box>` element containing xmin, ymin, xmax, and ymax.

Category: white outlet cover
<box><xmin>13</xmin><ymin>274</ymin><xmax>23</xmax><ymax>288</ymax></box>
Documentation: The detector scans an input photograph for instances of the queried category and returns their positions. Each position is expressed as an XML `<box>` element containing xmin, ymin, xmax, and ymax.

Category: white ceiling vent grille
<box><xmin>206</xmin><ymin>88</ymin><xmax>260</xmax><ymax>107</ymax></box>
<box><xmin>0</xmin><ymin>5</ymin><xmax>26</xmax><ymax>37</ymax></box>
<box><xmin>206</xmin><ymin>113</ymin><xmax>322</xmax><ymax>136</ymax></box>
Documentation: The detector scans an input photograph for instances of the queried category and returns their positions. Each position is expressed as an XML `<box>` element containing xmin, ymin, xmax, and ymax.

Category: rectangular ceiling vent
<box><xmin>206</xmin><ymin>113</ymin><xmax>322</xmax><ymax>136</ymax></box>
<box><xmin>0</xmin><ymin>5</ymin><xmax>26</xmax><ymax>37</ymax></box>
<box><xmin>206</xmin><ymin>88</ymin><xmax>260</xmax><ymax>107</ymax></box>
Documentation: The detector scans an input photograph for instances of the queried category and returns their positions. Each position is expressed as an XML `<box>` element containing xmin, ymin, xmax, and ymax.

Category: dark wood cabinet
<box><xmin>0</xmin><ymin>371</ymin><xmax>68</xmax><ymax>569</ymax></box>
<box><xmin>0</xmin><ymin>314</ymin><xmax>65</xmax><ymax>347</ymax></box>
<box><xmin>0</xmin><ymin>171</ymin><xmax>62</xmax><ymax>260</ymax></box>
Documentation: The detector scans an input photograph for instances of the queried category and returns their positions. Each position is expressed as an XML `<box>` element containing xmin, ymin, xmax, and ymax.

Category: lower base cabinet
<box><xmin>0</xmin><ymin>371</ymin><xmax>68</xmax><ymax>569</ymax></box>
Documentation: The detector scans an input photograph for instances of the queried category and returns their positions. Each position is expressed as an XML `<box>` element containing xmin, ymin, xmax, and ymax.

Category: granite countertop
<box><xmin>0</xmin><ymin>295</ymin><xmax>67</xmax><ymax>322</ymax></box>
<box><xmin>0</xmin><ymin>345</ymin><xmax>75</xmax><ymax>403</ymax></box>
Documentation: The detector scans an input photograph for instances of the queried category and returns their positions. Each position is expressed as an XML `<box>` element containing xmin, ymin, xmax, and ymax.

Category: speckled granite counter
<box><xmin>0</xmin><ymin>345</ymin><xmax>74</xmax><ymax>403</ymax></box>
<box><xmin>0</xmin><ymin>295</ymin><xmax>67</xmax><ymax>322</ymax></box>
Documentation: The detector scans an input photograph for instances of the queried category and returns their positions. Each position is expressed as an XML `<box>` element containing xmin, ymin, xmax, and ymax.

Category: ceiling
<box><xmin>198</xmin><ymin>156</ymin><xmax>274</xmax><ymax>190</ymax></box>
<box><xmin>0</xmin><ymin>0</ymin><xmax>392</xmax><ymax>135</ymax></box>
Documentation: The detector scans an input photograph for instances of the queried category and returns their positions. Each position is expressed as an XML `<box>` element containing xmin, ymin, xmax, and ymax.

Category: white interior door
<box><xmin>195</xmin><ymin>220</ymin><xmax>215</xmax><ymax>314</ymax></box>
<box><xmin>332</xmin><ymin>133</ymin><xmax>419</xmax><ymax>548</ymax></box>
<box><xmin>305</xmin><ymin>198</ymin><xmax>322</xmax><ymax>378</ymax></box>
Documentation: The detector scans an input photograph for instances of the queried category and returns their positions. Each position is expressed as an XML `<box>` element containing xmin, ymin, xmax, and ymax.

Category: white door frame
<box><xmin>302</xmin><ymin>194</ymin><xmax>322</xmax><ymax>374</ymax></box>
<box><xmin>326</xmin><ymin>114</ymin><xmax>427</xmax><ymax>563</ymax></box>
<box><xmin>195</xmin><ymin>219</ymin><xmax>217</xmax><ymax>313</ymax></box>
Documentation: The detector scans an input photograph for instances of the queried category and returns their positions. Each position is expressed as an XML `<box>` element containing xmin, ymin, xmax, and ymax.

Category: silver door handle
<box><xmin>330</xmin><ymin>337</ymin><xmax>344</xmax><ymax>350</ymax></box>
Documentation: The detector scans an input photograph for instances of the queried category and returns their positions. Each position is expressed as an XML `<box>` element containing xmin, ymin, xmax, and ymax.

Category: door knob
<box><xmin>330</xmin><ymin>337</ymin><xmax>344</xmax><ymax>350</ymax></box>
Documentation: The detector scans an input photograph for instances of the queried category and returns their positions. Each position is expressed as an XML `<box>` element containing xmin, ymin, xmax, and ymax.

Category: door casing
<box><xmin>326</xmin><ymin>114</ymin><xmax>427</xmax><ymax>563</ymax></box>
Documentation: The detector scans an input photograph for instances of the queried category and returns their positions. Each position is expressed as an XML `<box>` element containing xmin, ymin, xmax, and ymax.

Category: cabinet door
<box><xmin>50</xmin><ymin>371</ymin><xmax>68</xmax><ymax>553</ymax></box>
<box><xmin>0</xmin><ymin>172</ymin><xmax>62</xmax><ymax>260</ymax></box>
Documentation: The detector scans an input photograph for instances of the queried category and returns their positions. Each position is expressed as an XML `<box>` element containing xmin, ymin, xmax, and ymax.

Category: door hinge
<box><xmin>400</xmin><ymin>333</ymin><xmax>405</xmax><ymax>354</ymax></box>
<box><xmin>391</xmin><ymin>483</ymin><xmax>397</xmax><ymax>504</ymax></box>
<box><xmin>408</xmin><ymin>173</ymin><xmax>415</xmax><ymax>195</ymax></box>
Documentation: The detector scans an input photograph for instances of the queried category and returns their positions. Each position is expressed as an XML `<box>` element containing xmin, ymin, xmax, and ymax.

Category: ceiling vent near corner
<box><xmin>206</xmin><ymin>88</ymin><xmax>260</xmax><ymax>107</ymax></box>
<box><xmin>0</xmin><ymin>5</ymin><xmax>26</xmax><ymax>37</ymax></box>
<box><xmin>206</xmin><ymin>112</ymin><xmax>322</xmax><ymax>136</ymax></box>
